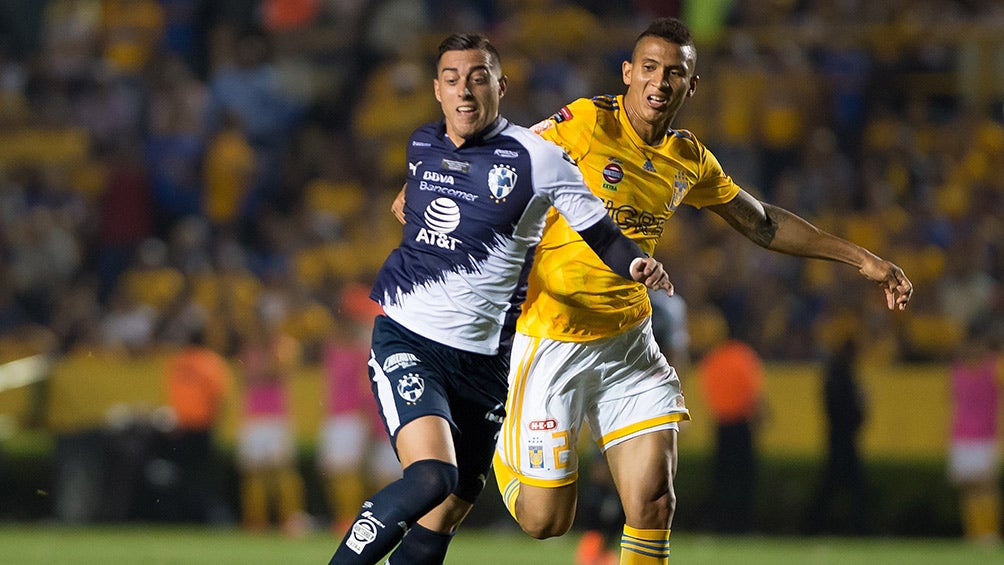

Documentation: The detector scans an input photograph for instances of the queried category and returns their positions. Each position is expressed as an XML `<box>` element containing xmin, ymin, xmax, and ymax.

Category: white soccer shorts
<box><xmin>496</xmin><ymin>318</ymin><xmax>689</xmax><ymax>487</ymax></box>
<box><xmin>236</xmin><ymin>417</ymin><xmax>296</xmax><ymax>470</ymax></box>
<box><xmin>318</xmin><ymin>414</ymin><xmax>368</xmax><ymax>472</ymax></box>
<box><xmin>948</xmin><ymin>439</ymin><xmax>1000</xmax><ymax>484</ymax></box>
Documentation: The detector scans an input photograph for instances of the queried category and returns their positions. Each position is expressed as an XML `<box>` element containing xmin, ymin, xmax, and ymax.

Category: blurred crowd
<box><xmin>0</xmin><ymin>0</ymin><xmax>1002</xmax><ymax>372</ymax></box>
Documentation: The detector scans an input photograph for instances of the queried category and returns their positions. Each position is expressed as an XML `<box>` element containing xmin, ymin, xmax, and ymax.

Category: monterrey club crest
<box><xmin>397</xmin><ymin>373</ymin><xmax>425</xmax><ymax>403</ymax></box>
<box><xmin>488</xmin><ymin>163</ymin><xmax>517</xmax><ymax>202</ymax></box>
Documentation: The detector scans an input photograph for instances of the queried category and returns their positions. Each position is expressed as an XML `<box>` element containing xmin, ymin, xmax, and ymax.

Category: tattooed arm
<box><xmin>706</xmin><ymin>190</ymin><xmax>913</xmax><ymax>311</ymax></box>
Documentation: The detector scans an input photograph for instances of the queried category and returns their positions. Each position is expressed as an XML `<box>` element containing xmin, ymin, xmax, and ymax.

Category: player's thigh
<box><xmin>395</xmin><ymin>415</ymin><xmax>457</xmax><ymax>468</ymax></box>
<box><xmin>448</xmin><ymin>354</ymin><xmax>506</xmax><ymax>503</ymax></box>
<box><xmin>605</xmin><ymin>428</ymin><xmax>678</xmax><ymax>521</ymax></box>
<box><xmin>587</xmin><ymin>320</ymin><xmax>688</xmax><ymax>451</ymax></box>
<box><xmin>516</xmin><ymin>481</ymin><xmax>578</xmax><ymax>526</ymax></box>
<box><xmin>368</xmin><ymin>315</ymin><xmax>457</xmax><ymax>467</ymax></box>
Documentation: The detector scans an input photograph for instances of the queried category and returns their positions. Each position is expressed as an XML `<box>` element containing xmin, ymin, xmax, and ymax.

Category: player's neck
<box><xmin>634</xmin><ymin>122</ymin><xmax>669</xmax><ymax>147</ymax></box>
<box><xmin>625</xmin><ymin>110</ymin><xmax>671</xmax><ymax>147</ymax></box>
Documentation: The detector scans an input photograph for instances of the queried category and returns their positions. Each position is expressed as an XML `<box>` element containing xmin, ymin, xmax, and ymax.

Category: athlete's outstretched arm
<box><xmin>707</xmin><ymin>189</ymin><xmax>913</xmax><ymax>311</ymax></box>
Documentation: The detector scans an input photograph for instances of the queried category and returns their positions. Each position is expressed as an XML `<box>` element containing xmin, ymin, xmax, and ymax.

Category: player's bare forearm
<box><xmin>711</xmin><ymin>192</ymin><xmax>913</xmax><ymax>310</ymax></box>
<box><xmin>715</xmin><ymin>193</ymin><xmax>869</xmax><ymax>266</ymax></box>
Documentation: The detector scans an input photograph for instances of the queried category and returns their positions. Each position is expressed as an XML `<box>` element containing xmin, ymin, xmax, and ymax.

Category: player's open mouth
<box><xmin>457</xmin><ymin>105</ymin><xmax>477</xmax><ymax>115</ymax></box>
<box><xmin>647</xmin><ymin>95</ymin><xmax>668</xmax><ymax>109</ymax></box>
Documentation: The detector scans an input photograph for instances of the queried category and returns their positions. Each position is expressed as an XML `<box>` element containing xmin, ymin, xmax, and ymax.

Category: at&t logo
<box><xmin>416</xmin><ymin>197</ymin><xmax>461</xmax><ymax>250</ymax></box>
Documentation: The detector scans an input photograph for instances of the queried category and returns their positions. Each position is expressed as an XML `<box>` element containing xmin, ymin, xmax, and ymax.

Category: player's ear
<box><xmin>622</xmin><ymin>60</ymin><xmax>632</xmax><ymax>86</ymax></box>
<box><xmin>498</xmin><ymin>74</ymin><xmax>508</xmax><ymax>98</ymax></box>
<box><xmin>433</xmin><ymin>77</ymin><xmax>442</xmax><ymax>102</ymax></box>
<box><xmin>687</xmin><ymin>74</ymin><xmax>699</xmax><ymax>97</ymax></box>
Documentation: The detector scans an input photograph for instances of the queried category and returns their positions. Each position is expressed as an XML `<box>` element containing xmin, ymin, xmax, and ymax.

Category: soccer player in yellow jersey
<box><xmin>491</xmin><ymin>17</ymin><xmax>914</xmax><ymax>564</ymax></box>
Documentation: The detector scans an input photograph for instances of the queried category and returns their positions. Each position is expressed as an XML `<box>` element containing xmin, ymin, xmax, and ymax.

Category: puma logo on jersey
<box><xmin>408</xmin><ymin>161</ymin><xmax>422</xmax><ymax>176</ymax></box>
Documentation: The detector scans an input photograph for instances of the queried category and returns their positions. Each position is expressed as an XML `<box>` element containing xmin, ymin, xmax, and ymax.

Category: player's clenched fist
<box><xmin>630</xmin><ymin>257</ymin><xmax>674</xmax><ymax>295</ymax></box>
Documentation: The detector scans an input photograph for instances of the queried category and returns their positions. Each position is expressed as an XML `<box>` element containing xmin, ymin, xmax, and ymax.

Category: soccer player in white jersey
<box><xmin>491</xmin><ymin>18</ymin><xmax>914</xmax><ymax>564</ymax></box>
<box><xmin>328</xmin><ymin>33</ymin><xmax>671</xmax><ymax>565</ymax></box>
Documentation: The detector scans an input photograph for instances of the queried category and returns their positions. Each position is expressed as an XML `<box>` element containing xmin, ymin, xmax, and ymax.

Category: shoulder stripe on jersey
<box><xmin>591</xmin><ymin>95</ymin><xmax>618</xmax><ymax>110</ymax></box>
<box><xmin>669</xmin><ymin>128</ymin><xmax>693</xmax><ymax>140</ymax></box>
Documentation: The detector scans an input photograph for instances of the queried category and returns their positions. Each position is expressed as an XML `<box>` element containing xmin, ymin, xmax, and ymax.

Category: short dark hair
<box><xmin>635</xmin><ymin>17</ymin><xmax>695</xmax><ymax>52</ymax></box>
<box><xmin>436</xmin><ymin>32</ymin><xmax>502</xmax><ymax>73</ymax></box>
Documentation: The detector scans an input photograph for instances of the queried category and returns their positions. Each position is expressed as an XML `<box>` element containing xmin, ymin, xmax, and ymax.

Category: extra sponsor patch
<box><xmin>602</xmin><ymin>163</ymin><xmax>624</xmax><ymax>184</ymax></box>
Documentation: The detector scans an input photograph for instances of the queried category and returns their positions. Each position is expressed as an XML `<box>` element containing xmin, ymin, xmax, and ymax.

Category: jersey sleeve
<box><xmin>536</xmin><ymin>98</ymin><xmax>597</xmax><ymax>163</ymax></box>
<box><xmin>678</xmin><ymin>131</ymin><xmax>741</xmax><ymax>209</ymax></box>
<box><xmin>514</xmin><ymin>126</ymin><xmax>608</xmax><ymax>231</ymax></box>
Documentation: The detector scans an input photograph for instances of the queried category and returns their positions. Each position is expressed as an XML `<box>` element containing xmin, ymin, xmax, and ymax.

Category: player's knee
<box><xmin>623</xmin><ymin>489</ymin><xmax>675</xmax><ymax>528</ymax></box>
<box><xmin>517</xmin><ymin>507</ymin><xmax>574</xmax><ymax>539</ymax></box>
<box><xmin>403</xmin><ymin>459</ymin><xmax>459</xmax><ymax>510</ymax></box>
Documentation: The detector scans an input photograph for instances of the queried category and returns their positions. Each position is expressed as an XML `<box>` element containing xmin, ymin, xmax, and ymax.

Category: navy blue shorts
<box><xmin>368</xmin><ymin>315</ymin><xmax>507</xmax><ymax>503</ymax></box>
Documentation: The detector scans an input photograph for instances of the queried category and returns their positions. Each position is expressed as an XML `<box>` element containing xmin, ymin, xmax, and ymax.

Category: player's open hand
<box><xmin>392</xmin><ymin>184</ymin><xmax>406</xmax><ymax>224</ymax></box>
<box><xmin>631</xmin><ymin>257</ymin><xmax>674</xmax><ymax>296</ymax></box>
<box><xmin>859</xmin><ymin>256</ymin><xmax>913</xmax><ymax>311</ymax></box>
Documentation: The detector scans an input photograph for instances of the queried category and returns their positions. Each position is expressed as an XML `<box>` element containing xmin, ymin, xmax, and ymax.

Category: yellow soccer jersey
<box><xmin>519</xmin><ymin>95</ymin><xmax>741</xmax><ymax>341</ymax></box>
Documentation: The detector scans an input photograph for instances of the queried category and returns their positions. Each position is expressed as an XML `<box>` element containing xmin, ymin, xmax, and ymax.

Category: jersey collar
<box><xmin>616</xmin><ymin>94</ymin><xmax>670</xmax><ymax>151</ymax></box>
<box><xmin>438</xmin><ymin>116</ymin><xmax>508</xmax><ymax>149</ymax></box>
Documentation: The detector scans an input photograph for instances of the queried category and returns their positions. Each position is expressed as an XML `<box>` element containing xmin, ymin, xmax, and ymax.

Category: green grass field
<box><xmin>0</xmin><ymin>525</ymin><xmax>996</xmax><ymax>564</ymax></box>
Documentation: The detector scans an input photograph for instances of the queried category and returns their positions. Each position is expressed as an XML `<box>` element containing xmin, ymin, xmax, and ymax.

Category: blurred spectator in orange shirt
<box><xmin>163</xmin><ymin>326</ymin><xmax>233</xmax><ymax>523</ymax></box>
<box><xmin>698</xmin><ymin>334</ymin><xmax>767</xmax><ymax>533</ymax></box>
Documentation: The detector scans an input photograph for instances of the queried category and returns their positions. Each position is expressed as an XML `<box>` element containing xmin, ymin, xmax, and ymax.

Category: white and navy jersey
<box><xmin>371</xmin><ymin>117</ymin><xmax>608</xmax><ymax>356</ymax></box>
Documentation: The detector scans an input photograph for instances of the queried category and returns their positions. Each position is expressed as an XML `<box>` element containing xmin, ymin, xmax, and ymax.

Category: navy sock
<box><xmin>329</xmin><ymin>459</ymin><xmax>458</xmax><ymax>564</ymax></box>
<box><xmin>387</xmin><ymin>523</ymin><xmax>455</xmax><ymax>565</ymax></box>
